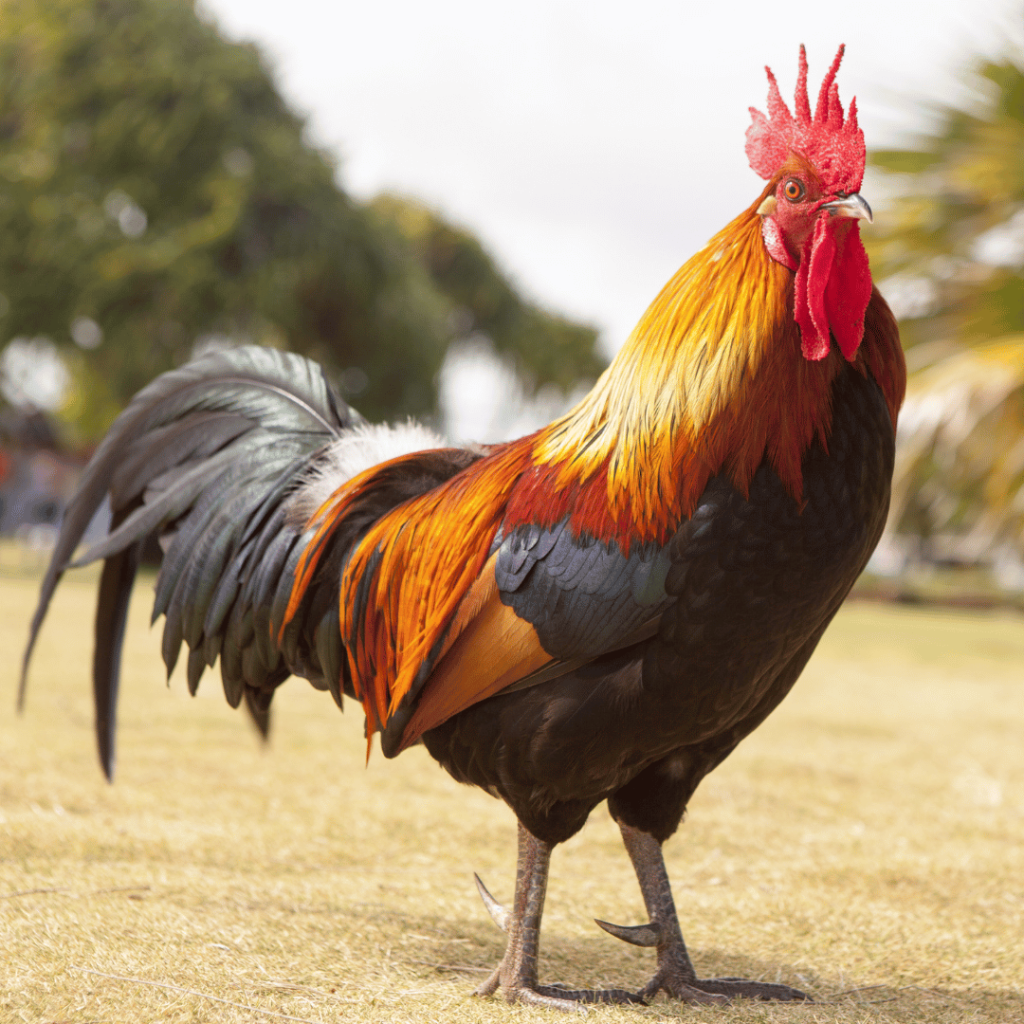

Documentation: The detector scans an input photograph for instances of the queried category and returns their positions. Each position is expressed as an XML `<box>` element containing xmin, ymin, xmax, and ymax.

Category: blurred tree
<box><xmin>0</xmin><ymin>0</ymin><xmax>458</xmax><ymax>435</ymax></box>
<box><xmin>868</xmin><ymin>44</ymin><xmax>1024</xmax><ymax>554</ymax></box>
<box><xmin>372</xmin><ymin>195</ymin><xmax>604</xmax><ymax>392</ymax></box>
<box><xmin>0</xmin><ymin>0</ymin><xmax>602</xmax><ymax>443</ymax></box>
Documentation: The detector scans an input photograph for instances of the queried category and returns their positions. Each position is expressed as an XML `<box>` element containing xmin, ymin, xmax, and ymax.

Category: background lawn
<box><xmin>2</xmin><ymin>566</ymin><xmax>1022</xmax><ymax>1023</ymax></box>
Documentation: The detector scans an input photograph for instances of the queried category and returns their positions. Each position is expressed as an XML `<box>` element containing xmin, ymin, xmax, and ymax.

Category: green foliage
<box><xmin>0</xmin><ymin>0</ymin><xmax>462</xmax><ymax>433</ymax></box>
<box><xmin>372</xmin><ymin>195</ymin><xmax>604</xmax><ymax>391</ymax></box>
<box><xmin>870</xmin><ymin>149</ymin><xmax>941</xmax><ymax>175</ymax></box>
<box><xmin>868</xmin><ymin>42</ymin><xmax>1024</xmax><ymax>553</ymax></box>
<box><xmin>868</xmin><ymin>53</ymin><xmax>1024</xmax><ymax>352</ymax></box>
<box><xmin>890</xmin><ymin>340</ymin><xmax>1024</xmax><ymax>550</ymax></box>
<box><xmin>0</xmin><ymin>0</ymin><xmax>601</xmax><ymax>441</ymax></box>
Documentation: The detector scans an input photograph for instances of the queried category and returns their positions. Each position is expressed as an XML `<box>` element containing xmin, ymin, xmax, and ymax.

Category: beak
<box><xmin>822</xmin><ymin>192</ymin><xmax>873</xmax><ymax>224</ymax></box>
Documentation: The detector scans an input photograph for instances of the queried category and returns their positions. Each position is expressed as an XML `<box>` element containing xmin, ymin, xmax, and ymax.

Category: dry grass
<box><xmin>1</xmin><ymin>565</ymin><xmax>1022</xmax><ymax>1023</ymax></box>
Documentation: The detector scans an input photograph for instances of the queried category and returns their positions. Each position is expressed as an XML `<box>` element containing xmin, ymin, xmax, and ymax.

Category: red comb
<box><xmin>745</xmin><ymin>45</ymin><xmax>865</xmax><ymax>193</ymax></box>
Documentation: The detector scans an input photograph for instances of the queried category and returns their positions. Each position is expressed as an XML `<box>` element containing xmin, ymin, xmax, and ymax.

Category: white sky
<box><xmin>199</xmin><ymin>0</ymin><xmax>1022</xmax><ymax>359</ymax></box>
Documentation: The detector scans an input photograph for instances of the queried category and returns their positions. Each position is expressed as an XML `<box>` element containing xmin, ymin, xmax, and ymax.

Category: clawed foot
<box><xmin>475</xmin><ymin>873</ymin><xmax>642</xmax><ymax>1010</ymax></box>
<box><xmin>475</xmin><ymin>964</ymin><xmax>642</xmax><ymax>1009</ymax></box>
<box><xmin>640</xmin><ymin>969</ymin><xmax>808</xmax><ymax>1003</ymax></box>
<box><xmin>597</xmin><ymin>915</ymin><xmax>808</xmax><ymax>1004</ymax></box>
<box><xmin>599</xmin><ymin>823</ymin><xmax>811</xmax><ymax>1005</ymax></box>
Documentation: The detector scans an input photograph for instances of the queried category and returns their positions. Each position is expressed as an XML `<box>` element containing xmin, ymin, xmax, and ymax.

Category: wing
<box><xmin>494</xmin><ymin>518</ymin><xmax>673</xmax><ymax>660</ymax></box>
<box><xmin>372</xmin><ymin>494</ymin><xmax>676</xmax><ymax>756</ymax></box>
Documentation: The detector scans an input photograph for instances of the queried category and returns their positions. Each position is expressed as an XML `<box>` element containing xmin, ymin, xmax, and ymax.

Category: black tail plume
<box><xmin>19</xmin><ymin>346</ymin><xmax>359</xmax><ymax>777</ymax></box>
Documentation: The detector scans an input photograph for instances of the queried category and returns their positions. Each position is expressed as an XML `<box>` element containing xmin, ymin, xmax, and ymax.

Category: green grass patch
<box><xmin>2</xmin><ymin>570</ymin><xmax>1022</xmax><ymax>1022</ymax></box>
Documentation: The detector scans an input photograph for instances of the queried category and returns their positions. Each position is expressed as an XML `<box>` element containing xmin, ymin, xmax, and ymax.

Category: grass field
<box><xmin>2</xmin><ymin>566</ymin><xmax>1022</xmax><ymax>1023</ymax></box>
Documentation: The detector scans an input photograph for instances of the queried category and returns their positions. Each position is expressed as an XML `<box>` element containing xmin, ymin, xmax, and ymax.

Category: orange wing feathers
<box><xmin>287</xmin><ymin>440</ymin><xmax>539</xmax><ymax>740</ymax></box>
<box><xmin>398</xmin><ymin>558</ymin><xmax>553</xmax><ymax>751</ymax></box>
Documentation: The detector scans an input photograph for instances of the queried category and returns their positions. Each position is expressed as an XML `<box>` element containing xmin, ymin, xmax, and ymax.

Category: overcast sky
<box><xmin>200</xmin><ymin>0</ymin><xmax>1020</xmax><ymax>358</ymax></box>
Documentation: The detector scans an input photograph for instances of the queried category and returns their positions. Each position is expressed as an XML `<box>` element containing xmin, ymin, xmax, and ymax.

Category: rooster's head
<box><xmin>746</xmin><ymin>45</ymin><xmax>872</xmax><ymax>362</ymax></box>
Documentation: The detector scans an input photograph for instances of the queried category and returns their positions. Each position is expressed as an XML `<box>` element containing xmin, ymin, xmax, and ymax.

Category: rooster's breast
<box><xmin>644</xmin><ymin>357</ymin><xmax>896</xmax><ymax>745</ymax></box>
<box><xmin>423</xmin><ymin>360</ymin><xmax>895</xmax><ymax>843</ymax></box>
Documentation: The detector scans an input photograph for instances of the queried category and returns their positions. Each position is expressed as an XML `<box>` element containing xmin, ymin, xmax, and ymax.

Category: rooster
<box><xmin>21</xmin><ymin>46</ymin><xmax>904</xmax><ymax>1008</ymax></box>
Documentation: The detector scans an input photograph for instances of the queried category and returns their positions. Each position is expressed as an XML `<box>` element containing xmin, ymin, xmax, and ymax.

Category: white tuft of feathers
<box><xmin>287</xmin><ymin>420</ymin><xmax>448</xmax><ymax>524</ymax></box>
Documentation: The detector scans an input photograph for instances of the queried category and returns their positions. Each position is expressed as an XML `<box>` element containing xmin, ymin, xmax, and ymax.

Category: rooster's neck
<box><xmin>523</xmin><ymin>203</ymin><xmax>848</xmax><ymax>546</ymax></box>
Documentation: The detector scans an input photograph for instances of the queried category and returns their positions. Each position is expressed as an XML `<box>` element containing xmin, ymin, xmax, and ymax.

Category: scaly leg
<box><xmin>596</xmin><ymin>823</ymin><xmax>808</xmax><ymax>1003</ymax></box>
<box><xmin>474</xmin><ymin>822</ymin><xmax>642</xmax><ymax>1010</ymax></box>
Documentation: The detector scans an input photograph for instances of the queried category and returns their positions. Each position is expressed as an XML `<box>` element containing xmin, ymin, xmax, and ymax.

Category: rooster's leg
<box><xmin>602</xmin><ymin>823</ymin><xmax>808</xmax><ymax>1003</ymax></box>
<box><xmin>475</xmin><ymin>822</ymin><xmax>641</xmax><ymax>1009</ymax></box>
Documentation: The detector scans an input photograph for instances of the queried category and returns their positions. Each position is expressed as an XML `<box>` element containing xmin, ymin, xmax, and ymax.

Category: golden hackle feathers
<box><xmin>536</xmin><ymin>197</ymin><xmax>834</xmax><ymax>527</ymax></box>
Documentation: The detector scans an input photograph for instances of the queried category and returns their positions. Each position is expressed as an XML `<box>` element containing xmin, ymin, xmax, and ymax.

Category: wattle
<box><xmin>793</xmin><ymin>217</ymin><xmax>872</xmax><ymax>361</ymax></box>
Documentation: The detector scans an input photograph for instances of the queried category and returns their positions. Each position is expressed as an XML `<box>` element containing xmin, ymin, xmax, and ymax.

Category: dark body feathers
<box><xmin>426</xmin><ymin>357</ymin><xmax>895</xmax><ymax>845</ymax></box>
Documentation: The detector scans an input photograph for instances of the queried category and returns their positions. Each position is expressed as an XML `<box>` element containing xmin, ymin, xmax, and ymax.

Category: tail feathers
<box><xmin>77</xmin><ymin>449</ymin><xmax>240</xmax><ymax>569</ymax></box>
<box><xmin>313</xmin><ymin>604</ymin><xmax>346</xmax><ymax>708</ymax></box>
<box><xmin>108</xmin><ymin>412</ymin><xmax>251</xmax><ymax>510</ymax></box>
<box><xmin>243</xmin><ymin>686</ymin><xmax>273</xmax><ymax>739</ymax></box>
<box><xmin>92</xmin><ymin>534</ymin><xmax>143</xmax><ymax>780</ymax></box>
<box><xmin>19</xmin><ymin>346</ymin><xmax>359</xmax><ymax>776</ymax></box>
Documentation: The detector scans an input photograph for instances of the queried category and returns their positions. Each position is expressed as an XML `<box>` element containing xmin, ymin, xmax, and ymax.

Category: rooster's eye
<box><xmin>783</xmin><ymin>179</ymin><xmax>805</xmax><ymax>202</ymax></box>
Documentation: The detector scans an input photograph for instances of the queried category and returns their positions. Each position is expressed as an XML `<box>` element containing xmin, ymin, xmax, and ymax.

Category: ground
<box><xmin>1</xmin><ymin>557</ymin><xmax>1022</xmax><ymax>1023</ymax></box>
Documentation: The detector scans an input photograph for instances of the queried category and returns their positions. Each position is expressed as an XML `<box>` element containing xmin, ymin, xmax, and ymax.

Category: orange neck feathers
<box><xmin>513</xmin><ymin>194</ymin><xmax>900</xmax><ymax>547</ymax></box>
